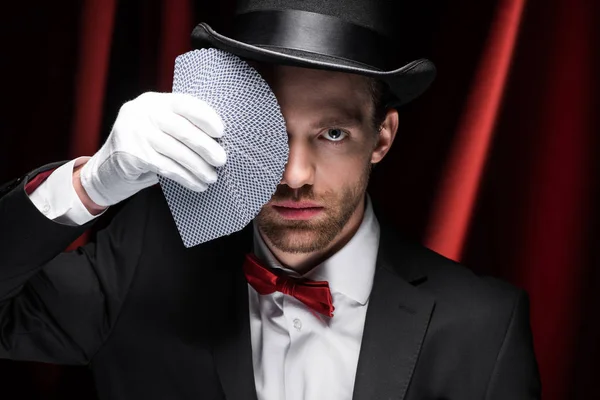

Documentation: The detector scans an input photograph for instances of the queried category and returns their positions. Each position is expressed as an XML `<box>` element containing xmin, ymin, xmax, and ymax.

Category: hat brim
<box><xmin>191</xmin><ymin>23</ymin><xmax>436</xmax><ymax>107</ymax></box>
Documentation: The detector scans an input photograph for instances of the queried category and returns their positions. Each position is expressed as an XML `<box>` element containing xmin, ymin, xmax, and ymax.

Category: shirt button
<box><xmin>293</xmin><ymin>318</ymin><xmax>302</xmax><ymax>331</ymax></box>
<box><xmin>42</xmin><ymin>203</ymin><xmax>50</xmax><ymax>214</ymax></box>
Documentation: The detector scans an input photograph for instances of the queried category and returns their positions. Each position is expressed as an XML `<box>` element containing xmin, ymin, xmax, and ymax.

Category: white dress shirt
<box><xmin>250</xmin><ymin>196</ymin><xmax>380</xmax><ymax>400</ymax></box>
<box><xmin>28</xmin><ymin>159</ymin><xmax>381</xmax><ymax>399</ymax></box>
<box><xmin>28</xmin><ymin>156</ymin><xmax>106</xmax><ymax>225</ymax></box>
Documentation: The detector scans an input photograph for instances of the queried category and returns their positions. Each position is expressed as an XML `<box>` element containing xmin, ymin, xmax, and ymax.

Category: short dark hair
<box><xmin>366</xmin><ymin>78</ymin><xmax>391</xmax><ymax>134</ymax></box>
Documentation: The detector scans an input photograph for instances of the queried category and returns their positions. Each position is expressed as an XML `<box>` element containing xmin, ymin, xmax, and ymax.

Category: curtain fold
<box><xmin>424</xmin><ymin>0</ymin><xmax>527</xmax><ymax>260</ymax></box>
<box><xmin>157</xmin><ymin>0</ymin><xmax>195</xmax><ymax>92</ymax></box>
<box><xmin>514</xmin><ymin>0</ymin><xmax>594</xmax><ymax>397</ymax></box>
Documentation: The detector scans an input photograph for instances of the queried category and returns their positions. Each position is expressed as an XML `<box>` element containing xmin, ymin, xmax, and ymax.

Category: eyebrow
<box><xmin>309</xmin><ymin>105</ymin><xmax>367</xmax><ymax>130</ymax></box>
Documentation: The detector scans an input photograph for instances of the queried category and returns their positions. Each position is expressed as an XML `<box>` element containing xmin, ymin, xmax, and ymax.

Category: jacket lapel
<box><xmin>352</xmin><ymin>215</ymin><xmax>435</xmax><ymax>400</ymax></box>
<box><xmin>211</xmin><ymin>223</ymin><xmax>258</xmax><ymax>400</ymax></box>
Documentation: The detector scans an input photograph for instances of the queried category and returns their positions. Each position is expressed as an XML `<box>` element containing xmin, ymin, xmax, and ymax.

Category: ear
<box><xmin>370</xmin><ymin>109</ymin><xmax>399</xmax><ymax>164</ymax></box>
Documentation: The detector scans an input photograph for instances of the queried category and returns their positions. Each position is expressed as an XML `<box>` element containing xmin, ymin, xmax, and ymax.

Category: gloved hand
<box><xmin>79</xmin><ymin>92</ymin><xmax>227</xmax><ymax>207</ymax></box>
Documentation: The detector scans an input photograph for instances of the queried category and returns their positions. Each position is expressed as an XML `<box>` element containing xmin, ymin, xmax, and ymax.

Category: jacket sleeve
<box><xmin>0</xmin><ymin>162</ymin><xmax>149</xmax><ymax>365</ymax></box>
<box><xmin>484</xmin><ymin>290</ymin><xmax>542</xmax><ymax>399</ymax></box>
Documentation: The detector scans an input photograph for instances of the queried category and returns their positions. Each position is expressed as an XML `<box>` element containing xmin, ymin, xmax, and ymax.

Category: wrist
<box><xmin>73</xmin><ymin>164</ymin><xmax>108</xmax><ymax>215</ymax></box>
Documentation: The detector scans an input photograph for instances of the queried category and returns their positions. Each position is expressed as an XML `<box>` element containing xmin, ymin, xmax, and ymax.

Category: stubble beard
<box><xmin>255</xmin><ymin>161</ymin><xmax>373</xmax><ymax>254</ymax></box>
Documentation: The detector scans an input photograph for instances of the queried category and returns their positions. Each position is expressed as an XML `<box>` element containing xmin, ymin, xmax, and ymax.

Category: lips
<box><xmin>272</xmin><ymin>205</ymin><xmax>323</xmax><ymax>219</ymax></box>
<box><xmin>272</xmin><ymin>201</ymin><xmax>322</xmax><ymax>209</ymax></box>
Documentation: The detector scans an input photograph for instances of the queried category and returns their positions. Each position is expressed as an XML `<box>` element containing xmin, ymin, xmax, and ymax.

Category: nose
<box><xmin>280</xmin><ymin>136</ymin><xmax>315</xmax><ymax>189</ymax></box>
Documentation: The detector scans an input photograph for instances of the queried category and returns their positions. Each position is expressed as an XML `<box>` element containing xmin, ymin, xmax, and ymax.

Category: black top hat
<box><xmin>191</xmin><ymin>0</ymin><xmax>436</xmax><ymax>107</ymax></box>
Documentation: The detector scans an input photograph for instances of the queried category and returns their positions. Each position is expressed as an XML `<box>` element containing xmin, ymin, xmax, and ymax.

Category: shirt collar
<box><xmin>252</xmin><ymin>192</ymin><xmax>380</xmax><ymax>305</ymax></box>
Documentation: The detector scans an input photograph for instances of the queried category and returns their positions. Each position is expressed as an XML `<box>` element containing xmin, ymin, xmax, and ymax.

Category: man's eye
<box><xmin>322</xmin><ymin>128</ymin><xmax>348</xmax><ymax>143</ymax></box>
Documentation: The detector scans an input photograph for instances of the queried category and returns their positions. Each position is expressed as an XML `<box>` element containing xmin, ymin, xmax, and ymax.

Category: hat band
<box><xmin>231</xmin><ymin>10</ymin><xmax>391</xmax><ymax>70</ymax></box>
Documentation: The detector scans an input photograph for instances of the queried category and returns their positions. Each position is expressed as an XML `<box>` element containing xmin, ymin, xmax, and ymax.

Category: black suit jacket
<box><xmin>0</xmin><ymin>161</ymin><xmax>541</xmax><ymax>399</ymax></box>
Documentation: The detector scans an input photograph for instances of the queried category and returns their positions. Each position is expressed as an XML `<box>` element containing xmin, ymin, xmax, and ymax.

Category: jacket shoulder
<box><xmin>422</xmin><ymin>245</ymin><xmax>520</xmax><ymax>299</ymax></box>
<box><xmin>391</xmin><ymin>238</ymin><xmax>524</xmax><ymax>319</ymax></box>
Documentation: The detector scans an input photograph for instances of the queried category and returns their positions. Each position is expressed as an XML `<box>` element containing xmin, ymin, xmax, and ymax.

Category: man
<box><xmin>0</xmin><ymin>0</ymin><xmax>540</xmax><ymax>399</ymax></box>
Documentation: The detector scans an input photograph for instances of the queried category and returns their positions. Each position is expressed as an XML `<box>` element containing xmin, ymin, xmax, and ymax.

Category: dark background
<box><xmin>1</xmin><ymin>0</ymin><xmax>598</xmax><ymax>398</ymax></box>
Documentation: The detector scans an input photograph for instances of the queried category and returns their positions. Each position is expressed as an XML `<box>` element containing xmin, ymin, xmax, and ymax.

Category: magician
<box><xmin>0</xmin><ymin>0</ymin><xmax>541</xmax><ymax>399</ymax></box>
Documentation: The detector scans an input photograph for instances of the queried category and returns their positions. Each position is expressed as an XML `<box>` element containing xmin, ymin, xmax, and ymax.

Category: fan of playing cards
<box><xmin>158</xmin><ymin>49</ymin><xmax>289</xmax><ymax>248</ymax></box>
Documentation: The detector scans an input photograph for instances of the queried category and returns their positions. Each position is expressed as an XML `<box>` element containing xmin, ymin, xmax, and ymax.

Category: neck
<box><xmin>260</xmin><ymin>195</ymin><xmax>367</xmax><ymax>275</ymax></box>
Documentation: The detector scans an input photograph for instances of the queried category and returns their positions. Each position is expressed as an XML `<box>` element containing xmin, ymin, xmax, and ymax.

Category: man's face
<box><xmin>253</xmin><ymin>64</ymin><xmax>386</xmax><ymax>255</ymax></box>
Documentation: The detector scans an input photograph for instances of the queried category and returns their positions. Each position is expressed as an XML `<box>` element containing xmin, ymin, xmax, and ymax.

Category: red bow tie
<box><xmin>243</xmin><ymin>253</ymin><xmax>335</xmax><ymax>317</ymax></box>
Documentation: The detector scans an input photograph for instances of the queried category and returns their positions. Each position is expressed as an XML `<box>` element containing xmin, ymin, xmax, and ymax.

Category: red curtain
<box><xmin>424</xmin><ymin>0</ymin><xmax>596</xmax><ymax>396</ymax></box>
<box><xmin>1</xmin><ymin>0</ymin><xmax>597</xmax><ymax>398</ymax></box>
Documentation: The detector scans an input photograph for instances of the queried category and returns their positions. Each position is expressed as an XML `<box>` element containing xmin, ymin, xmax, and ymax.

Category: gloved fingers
<box><xmin>169</xmin><ymin>93</ymin><xmax>226</xmax><ymax>139</ymax></box>
<box><xmin>153</xmin><ymin>110</ymin><xmax>227</xmax><ymax>168</ymax></box>
<box><xmin>148</xmin><ymin>126</ymin><xmax>218</xmax><ymax>187</ymax></box>
<box><xmin>153</xmin><ymin>154</ymin><xmax>210</xmax><ymax>192</ymax></box>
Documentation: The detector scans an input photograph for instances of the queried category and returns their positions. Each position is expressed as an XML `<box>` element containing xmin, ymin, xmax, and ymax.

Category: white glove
<box><xmin>79</xmin><ymin>92</ymin><xmax>227</xmax><ymax>207</ymax></box>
